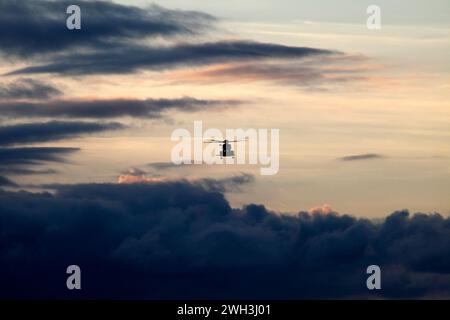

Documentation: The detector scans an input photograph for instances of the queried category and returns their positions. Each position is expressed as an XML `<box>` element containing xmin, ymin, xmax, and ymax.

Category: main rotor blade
<box><xmin>227</xmin><ymin>139</ymin><xmax>248</xmax><ymax>142</ymax></box>
<box><xmin>204</xmin><ymin>139</ymin><xmax>224</xmax><ymax>143</ymax></box>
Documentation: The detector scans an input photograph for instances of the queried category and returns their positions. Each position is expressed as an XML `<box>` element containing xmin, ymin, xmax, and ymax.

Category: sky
<box><xmin>1</xmin><ymin>0</ymin><xmax>449</xmax><ymax>216</ymax></box>
<box><xmin>0</xmin><ymin>0</ymin><xmax>450</xmax><ymax>299</ymax></box>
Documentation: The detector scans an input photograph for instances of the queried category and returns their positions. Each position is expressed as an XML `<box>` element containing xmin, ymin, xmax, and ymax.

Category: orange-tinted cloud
<box><xmin>308</xmin><ymin>204</ymin><xmax>338</xmax><ymax>215</ymax></box>
<box><xmin>168</xmin><ymin>54</ymin><xmax>382</xmax><ymax>89</ymax></box>
<box><xmin>117</xmin><ymin>174</ymin><xmax>173</xmax><ymax>184</ymax></box>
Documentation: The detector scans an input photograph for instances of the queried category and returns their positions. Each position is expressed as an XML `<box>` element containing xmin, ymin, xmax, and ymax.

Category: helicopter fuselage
<box><xmin>220</xmin><ymin>142</ymin><xmax>234</xmax><ymax>158</ymax></box>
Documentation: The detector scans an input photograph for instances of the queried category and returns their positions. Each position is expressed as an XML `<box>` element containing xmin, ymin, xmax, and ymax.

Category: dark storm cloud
<box><xmin>0</xmin><ymin>0</ymin><xmax>215</xmax><ymax>58</ymax></box>
<box><xmin>7</xmin><ymin>41</ymin><xmax>335</xmax><ymax>76</ymax></box>
<box><xmin>0</xmin><ymin>175</ymin><xmax>16</xmax><ymax>186</ymax></box>
<box><xmin>0</xmin><ymin>121</ymin><xmax>124</xmax><ymax>145</ymax></box>
<box><xmin>0</xmin><ymin>97</ymin><xmax>243</xmax><ymax>119</ymax></box>
<box><xmin>0</xmin><ymin>118</ymin><xmax>118</xmax><ymax>180</ymax></box>
<box><xmin>339</xmin><ymin>153</ymin><xmax>384</xmax><ymax>161</ymax></box>
<box><xmin>0</xmin><ymin>147</ymin><xmax>77</xmax><ymax>184</ymax></box>
<box><xmin>0</xmin><ymin>167</ymin><xmax>57</xmax><ymax>175</ymax></box>
<box><xmin>0</xmin><ymin>179</ymin><xmax>449</xmax><ymax>299</ymax></box>
<box><xmin>0</xmin><ymin>147</ymin><xmax>79</xmax><ymax>165</ymax></box>
<box><xmin>1</xmin><ymin>0</ymin><xmax>339</xmax><ymax>83</ymax></box>
<box><xmin>196</xmin><ymin>173</ymin><xmax>255</xmax><ymax>192</ymax></box>
<box><xmin>117</xmin><ymin>169</ymin><xmax>254</xmax><ymax>192</ymax></box>
<box><xmin>0</xmin><ymin>78</ymin><xmax>62</xmax><ymax>100</ymax></box>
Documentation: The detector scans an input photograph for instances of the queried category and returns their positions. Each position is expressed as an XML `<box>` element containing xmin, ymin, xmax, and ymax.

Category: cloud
<box><xmin>7</xmin><ymin>41</ymin><xmax>335</xmax><ymax>76</ymax></box>
<box><xmin>0</xmin><ymin>97</ymin><xmax>243</xmax><ymax>119</ymax></box>
<box><xmin>117</xmin><ymin>167</ymin><xmax>172</xmax><ymax>184</ymax></box>
<box><xmin>0</xmin><ymin>147</ymin><xmax>78</xmax><ymax>166</ymax></box>
<box><xmin>0</xmin><ymin>120</ymin><xmax>118</xmax><ymax>182</ymax></box>
<box><xmin>148</xmin><ymin>161</ymin><xmax>194</xmax><ymax>170</ymax></box>
<box><xmin>0</xmin><ymin>167</ymin><xmax>57</xmax><ymax>175</ymax></box>
<box><xmin>1</xmin><ymin>0</ymin><xmax>341</xmax><ymax>86</ymax></box>
<box><xmin>339</xmin><ymin>153</ymin><xmax>384</xmax><ymax>161</ymax></box>
<box><xmin>0</xmin><ymin>147</ymin><xmax>77</xmax><ymax>184</ymax></box>
<box><xmin>0</xmin><ymin>121</ymin><xmax>124</xmax><ymax>145</ymax></box>
<box><xmin>308</xmin><ymin>204</ymin><xmax>337</xmax><ymax>215</ymax></box>
<box><xmin>0</xmin><ymin>0</ymin><xmax>215</xmax><ymax>58</ymax></box>
<box><xmin>117</xmin><ymin>175</ymin><xmax>173</xmax><ymax>184</ymax></box>
<box><xmin>116</xmin><ymin>170</ymin><xmax>255</xmax><ymax>193</ymax></box>
<box><xmin>0</xmin><ymin>178</ymin><xmax>449</xmax><ymax>299</ymax></box>
<box><xmin>169</xmin><ymin>55</ymin><xmax>371</xmax><ymax>88</ymax></box>
<box><xmin>195</xmin><ymin>173</ymin><xmax>255</xmax><ymax>192</ymax></box>
<box><xmin>0</xmin><ymin>175</ymin><xmax>16</xmax><ymax>186</ymax></box>
<box><xmin>1</xmin><ymin>0</ymin><xmax>345</xmax><ymax>89</ymax></box>
<box><xmin>0</xmin><ymin>78</ymin><xmax>61</xmax><ymax>100</ymax></box>
<box><xmin>121</xmin><ymin>167</ymin><xmax>149</xmax><ymax>177</ymax></box>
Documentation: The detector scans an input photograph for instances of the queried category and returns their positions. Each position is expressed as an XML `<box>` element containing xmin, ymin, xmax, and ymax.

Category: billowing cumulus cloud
<box><xmin>308</xmin><ymin>204</ymin><xmax>336</xmax><ymax>215</ymax></box>
<box><xmin>116</xmin><ymin>170</ymin><xmax>255</xmax><ymax>193</ymax></box>
<box><xmin>0</xmin><ymin>178</ymin><xmax>449</xmax><ymax>299</ymax></box>
<box><xmin>0</xmin><ymin>78</ymin><xmax>62</xmax><ymax>100</ymax></box>
<box><xmin>0</xmin><ymin>121</ymin><xmax>124</xmax><ymax>145</ymax></box>
<box><xmin>0</xmin><ymin>97</ymin><xmax>244</xmax><ymax>119</ymax></box>
<box><xmin>0</xmin><ymin>0</ymin><xmax>215</xmax><ymax>58</ymax></box>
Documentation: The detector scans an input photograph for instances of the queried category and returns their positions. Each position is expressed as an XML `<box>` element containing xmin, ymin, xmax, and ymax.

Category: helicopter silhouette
<box><xmin>203</xmin><ymin>138</ymin><xmax>247</xmax><ymax>159</ymax></box>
